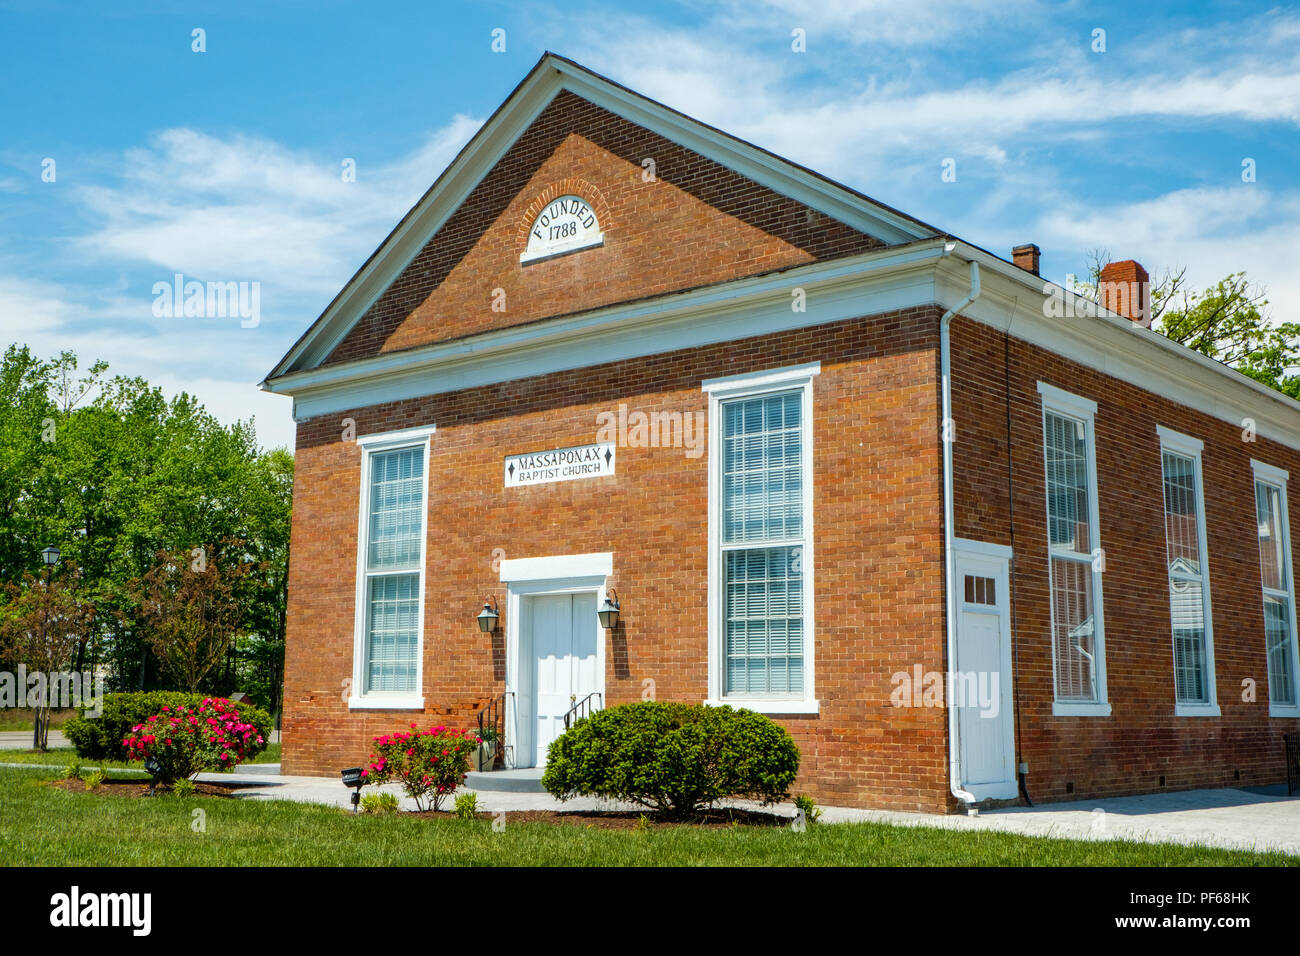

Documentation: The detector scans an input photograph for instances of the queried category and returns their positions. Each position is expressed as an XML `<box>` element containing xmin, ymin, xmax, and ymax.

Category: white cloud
<box><xmin>0</xmin><ymin>114</ymin><xmax>484</xmax><ymax>452</ymax></box>
<box><xmin>549</xmin><ymin>7</ymin><xmax>1300</xmax><ymax>190</ymax></box>
<box><xmin>0</xmin><ymin>274</ymin><xmax>296</xmax><ymax>449</ymax></box>
<box><xmin>716</xmin><ymin>0</ymin><xmax>1035</xmax><ymax>48</ymax></box>
<box><xmin>1031</xmin><ymin>187</ymin><xmax>1300</xmax><ymax>324</ymax></box>
<box><xmin>72</xmin><ymin>116</ymin><xmax>481</xmax><ymax>298</ymax></box>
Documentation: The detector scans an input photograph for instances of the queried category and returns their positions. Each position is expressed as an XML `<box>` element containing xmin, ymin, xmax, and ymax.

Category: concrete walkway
<box><xmin>814</xmin><ymin>787</ymin><xmax>1300</xmax><ymax>857</ymax></box>
<box><xmin>3</xmin><ymin>759</ymin><xmax>1294</xmax><ymax>855</ymax></box>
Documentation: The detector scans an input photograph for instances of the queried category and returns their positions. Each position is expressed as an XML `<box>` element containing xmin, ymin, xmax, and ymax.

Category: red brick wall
<box><xmin>324</xmin><ymin>90</ymin><xmax>883</xmax><ymax>365</ymax></box>
<box><xmin>951</xmin><ymin>315</ymin><xmax>1300</xmax><ymax>802</ymax></box>
<box><xmin>284</xmin><ymin>306</ymin><xmax>950</xmax><ymax>811</ymax></box>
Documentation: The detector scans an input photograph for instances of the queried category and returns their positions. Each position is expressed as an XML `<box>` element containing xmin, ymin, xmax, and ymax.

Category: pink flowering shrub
<box><xmin>361</xmin><ymin>724</ymin><xmax>479</xmax><ymax>811</ymax></box>
<box><xmin>121</xmin><ymin>697</ymin><xmax>268</xmax><ymax>784</ymax></box>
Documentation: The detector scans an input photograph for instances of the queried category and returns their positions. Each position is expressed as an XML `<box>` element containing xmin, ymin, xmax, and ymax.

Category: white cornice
<box><xmin>268</xmin><ymin>235</ymin><xmax>1300</xmax><ymax>456</ymax></box>
<box><xmin>266</xmin><ymin>239</ymin><xmax>948</xmax><ymax>419</ymax></box>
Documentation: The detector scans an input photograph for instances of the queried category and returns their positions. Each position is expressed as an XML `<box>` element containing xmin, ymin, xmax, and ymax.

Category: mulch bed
<box><xmin>45</xmin><ymin>777</ymin><xmax>261</xmax><ymax>799</ymax></box>
<box><xmin>407</xmin><ymin>808</ymin><xmax>790</xmax><ymax>829</ymax></box>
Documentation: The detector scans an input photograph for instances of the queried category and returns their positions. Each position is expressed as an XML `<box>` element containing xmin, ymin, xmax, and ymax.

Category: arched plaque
<box><xmin>520</xmin><ymin>194</ymin><xmax>604</xmax><ymax>264</ymax></box>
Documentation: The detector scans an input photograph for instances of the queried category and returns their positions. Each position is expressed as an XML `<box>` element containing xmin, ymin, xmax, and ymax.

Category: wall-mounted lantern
<box><xmin>597</xmin><ymin>589</ymin><xmax>621</xmax><ymax>629</ymax></box>
<box><xmin>476</xmin><ymin>597</ymin><xmax>500</xmax><ymax>634</ymax></box>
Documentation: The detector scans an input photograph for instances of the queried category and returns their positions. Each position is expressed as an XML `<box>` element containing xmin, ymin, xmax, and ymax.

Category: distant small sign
<box><xmin>504</xmin><ymin>442</ymin><xmax>616</xmax><ymax>487</ymax></box>
<box><xmin>520</xmin><ymin>195</ymin><xmax>603</xmax><ymax>264</ymax></box>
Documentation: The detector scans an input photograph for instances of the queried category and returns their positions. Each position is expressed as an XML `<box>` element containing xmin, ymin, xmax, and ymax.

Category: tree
<box><xmin>129</xmin><ymin>541</ymin><xmax>253</xmax><ymax>692</ymax></box>
<box><xmin>0</xmin><ymin>344</ymin><xmax>294</xmax><ymax>703</ymax></box>
<box><xmin>0</xmin><ymin>346</ymin><xmax>59</xmax><ymax>583</ymax></box>
<box><xmin>0</xmin><ymin>565</ymin><xmax>95</xmax><ymax>750</ymax></box>
<box><xmin>1074</xmin><ymin>254</ymin><xmax>1300</xmax><ymax>399</ymax></box>
<box><xmin>1152</xmin><ymin>273</ymin><xmax>1300</xmax><ymax>399</ymax></box>
<box><xmin>233</xmin><ymin>448</ymin><xmax>293</xmax><ymax>715</ymax></box>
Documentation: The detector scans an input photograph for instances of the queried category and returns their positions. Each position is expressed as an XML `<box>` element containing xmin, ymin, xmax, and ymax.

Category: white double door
<box><xmin>523</xmin><ymin>592</ymin><xmax>599</xmax><ymax>767</ymax></box>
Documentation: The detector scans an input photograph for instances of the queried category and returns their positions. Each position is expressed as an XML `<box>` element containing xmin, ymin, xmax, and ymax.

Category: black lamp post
<box><xmin>341</xmin><ymin>767</ymin><xmax>365</xmax><ymax>813</ymax></box>
<box><xmin>32</xmin><ymin>545</ymin><xmax>61</xmax><ymax>749</ymax></box>
<box><xmin>597</xmin><ymin>589</ymin><xmax>621</xmax><ymax>629</ymax></box>
<box><xmin>476</xmin><ymin>598</ymin><xmax>499</xmax><ymax>634</ymax></box>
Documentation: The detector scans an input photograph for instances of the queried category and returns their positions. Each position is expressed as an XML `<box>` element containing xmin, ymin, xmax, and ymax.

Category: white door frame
<box><xmin>953</xmin><ymin>538</ymin><xmax>1017</xmax><ymax>801</ymax></box>
<box><xmin>499</xmin><ymin>553</ymin><xmax>611</xmax><ymax>769</ymax></box>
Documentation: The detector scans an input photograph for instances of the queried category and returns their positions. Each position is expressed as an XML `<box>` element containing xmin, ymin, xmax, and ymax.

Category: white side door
<box><xmin>531</xmin><ymin>592</ymin><xmax>599</xmax><ymax>766</ymax></box>
<box><xmin>954</xmin><ymin>545</ymin><xmax>1017</xmax><ymax>800</ymax></box>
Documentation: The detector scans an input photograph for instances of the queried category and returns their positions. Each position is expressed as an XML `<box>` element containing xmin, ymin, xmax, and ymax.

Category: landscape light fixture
<box><xmin>41</xmin><ymin>545</ymin><xmax>60</xmax><ymax>568</ymax></box>
<box><xmin>476</xmin><ymin>597</ymin><xmax>500</xmax><ymax>634</ymax></box>
<box><xmin>144</xmin><ymin>755</ymin><xmax>162</xmax><ymax>796</ymax></box>
<box><xmin>341</xmin><ymin>767</ymin><xmax>365</xmax><ymax>813</ymax></box>
<box><xmin>597</xmin><ymin>589</ymin><xmax>621</xmax><ymax>629</ymax></box>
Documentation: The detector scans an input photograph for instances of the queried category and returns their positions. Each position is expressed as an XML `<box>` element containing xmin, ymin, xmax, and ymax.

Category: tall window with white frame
<box><xmin>721</xmin><ymin>390</ymin><xmax>807</xmax><ymax>698</ymax></box>
<box><xmin>359</xmin><ymin>444</ymin><xmax>426</xmax><ymax>697</ymax></box>
<box><xmin>1253</xmin><ymin>464</ymin><xmax>1300</xmax><ymax>714</ymax></box>
<box><xmin>1158</xmin><ymin>429</ymin><xmax>1217</xmax><ymax>715</ymax></box>
<box><xmin>1039</xmin><ymin>383</ymin><xmax>1107</xmax><ymax>712</ymax></box>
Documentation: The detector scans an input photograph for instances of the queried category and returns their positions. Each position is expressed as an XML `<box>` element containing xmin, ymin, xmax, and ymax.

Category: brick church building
<box><xmin>263</xmin><ymin>53</ymin><xmax>1300</xmax><ymax>812</ymax></box>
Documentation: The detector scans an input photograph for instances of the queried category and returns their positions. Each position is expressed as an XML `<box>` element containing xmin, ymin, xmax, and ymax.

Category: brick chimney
<box><xmin>1098</xmin><ymin>259</ymin><xmax>1150</xmax><ymax>325</ymax></box>
<box><xmin>1012</xmin><ymin>243</ymin><xmax>1041</xmax><ymax>276</ymax></box>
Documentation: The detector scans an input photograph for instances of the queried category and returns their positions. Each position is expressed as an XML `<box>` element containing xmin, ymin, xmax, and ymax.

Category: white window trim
<box><xmin>1038</xmin><ymin>382</ymin><xmax>1110</xmax><ymax>717</ymax></box>
<box><xmin>349</xmin><ymin>424</ymin><xmax>435</xmax><ymax>710</ymax></box>
<box><xmin>704</xmin><ymin>363</ymin><xmax>819</xmax><ymax>715</ymax></box>
<box><xmin>1250</xmin><ymin>459</ymin><xmax>1300</xmax><ymax>718</ymax></box>
<box><xmin>1158</xmin><ymin>426</ymin><xmax>1220</xmax><ymax>717</ymax></box>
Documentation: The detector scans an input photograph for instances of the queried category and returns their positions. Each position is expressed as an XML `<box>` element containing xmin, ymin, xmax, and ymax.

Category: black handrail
<box><xmin>1286</xmin><ymin>732</ymin><xmax>1299</xmax><ymax>797</ymax></box>
<box><xmin>475</xmin><ymin>693</ymin><xmax>506</xmax><ymax>772</ymax></box>
<box><xmin>563</xmin><ymin>692</ymin><xmax>602</xmax><ymax>731</ymax></box>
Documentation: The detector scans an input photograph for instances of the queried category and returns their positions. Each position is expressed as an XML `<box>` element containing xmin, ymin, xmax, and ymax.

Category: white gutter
<box><xmin>940</xmin><ymin>244</ymin><xmax>981</xmax><ymax>814</ymax></box>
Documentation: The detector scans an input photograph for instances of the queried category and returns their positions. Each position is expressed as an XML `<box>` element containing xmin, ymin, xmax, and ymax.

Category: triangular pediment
<box><xmin>266</xmin><ymin>54</ymin><xmax>938</xmax><ymax>382</ymax></box>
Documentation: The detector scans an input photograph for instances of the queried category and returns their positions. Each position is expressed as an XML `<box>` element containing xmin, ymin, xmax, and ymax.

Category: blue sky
<box><xmin>1</xmin><ymin>0</ymin><xmax>1297</xmax><ymax>450</ymax></box>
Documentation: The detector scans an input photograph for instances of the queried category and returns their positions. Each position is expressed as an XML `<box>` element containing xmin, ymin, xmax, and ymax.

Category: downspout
<box><xmin>940</xmin><ymin>246</ymin><xmax>982</xmax><ymax>814</ymax></box>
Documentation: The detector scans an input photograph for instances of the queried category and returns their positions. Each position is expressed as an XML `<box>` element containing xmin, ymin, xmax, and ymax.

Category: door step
<box><xmin>464</xmin><ymin>768</ymin><xmax>546</xmax><ymax>793</ymax></box>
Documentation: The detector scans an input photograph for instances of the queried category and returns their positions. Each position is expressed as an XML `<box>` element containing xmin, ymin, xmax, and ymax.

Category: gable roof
<box><xmin>263</xmin><ymin>52</ymin><xmax>941</xmax><ymax>383</ymax></box>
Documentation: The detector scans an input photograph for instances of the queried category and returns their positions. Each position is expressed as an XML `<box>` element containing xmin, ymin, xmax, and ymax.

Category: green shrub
<box><xmin>63</xmin><ymin>760</ymin><xmax>83</xmax><ymax>781</ymax></box>
<box><xmin>83</xmin><ymin>770</ymin><xmax>104</xmax><ymax>790</ymax></box>
<box><xmin>541</xmin><ymin>702</ymin><xmax>800</xmax><ymax>820</ymax></box>
<box><xmin>454</xmin><ymin>792</ymin><xmax>479</xmax><ymax>821</ymax></box>
<box><xmin>794</xmin><ymin>794</ymin><xmax>822</xmax><ymax>825</ymax></box>
<box><xmin>65</xmin><ymin>692</ymin><xmax>273</xmax><ymax>763</ymax></box>
<box><xmin>172</xmin><ymin>778</ymin><xmax>196</xmax><ymax>798</ymax></box>
<box><xmin>361</xmin><ymin>724</ymin><xmax>477</xmax><ymax>812</ymax></box>
<box><xmin>359</xmin><ymin>792</ymin><xmax>399</xmax><ymax>815</ymax></box>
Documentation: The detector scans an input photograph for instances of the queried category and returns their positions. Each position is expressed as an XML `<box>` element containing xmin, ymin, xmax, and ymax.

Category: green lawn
<box><xmin>0</xmin><ymin>744</ymin><xmax>281</xmax><ymax>769</ymax></box>
<box><xmin>0</xmin><ymin>709</ymin><xmax>76</xmax><ymax>732</ymax></box>
<box><xmin>0</xmin><ymin>766</ymin><xmax>1292</xmax><ymax>866</ymax></box>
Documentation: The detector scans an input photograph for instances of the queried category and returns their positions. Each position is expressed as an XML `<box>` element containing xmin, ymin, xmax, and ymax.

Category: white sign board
<box><xmin>504</xmin><ymin>442</ymin><xmax>616</xmax><ymax>487</ymax></box>
<box><xmin>520</xmin><ymin>195</ymin><xmax>603</xmax><ymax>264</ymax></box>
